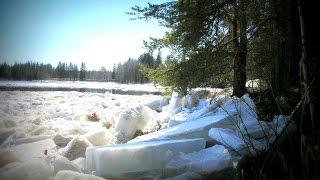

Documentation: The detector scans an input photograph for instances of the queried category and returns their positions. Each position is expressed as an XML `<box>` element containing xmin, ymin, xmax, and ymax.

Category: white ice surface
<box><xmin>115</xmin><ymin>104</ymin><xmax>156</xmax><ymax>139</ymax></box>
<box><xmin>53</xmin><ymin>156</ymin><xmax>81</xmax><ymax>175</ymax></box>
<box><xmin>208</xmin><ymin>128</ymin><xmax>267</xmax><ymax>156</ymax></box>
<box><xmin>6</xmin><ymin>139</ymin><xmax>57</xmax><ymax>162</ymax></box>
<box><xmin>54</xmin><ymin>170</ymin><xmax>105</xmax><ymax>180</ymax></box>
<box><xmin>86</xmin><ymin>138</ymin><xmax>206</xmax><ymax>179</ymax></box>
<box><xmin>61</xmin><ymin>135</ymin><xmax>93</xmax><ymax>160</ymax></box>
<box><xmin>0</xmin><ymin>80</ymin><xmax>163</xmax><ymax>93</ymax></box>
<box><xmin>0</xmin><ymin>89</ymin><xmax>163</xmax><ymax>179</ymax></box>
<box><xmin>0</xmin><ymin>87</ymin><xmax>292</xmax><ymax>179</ymax></box>
<box><xmin>129</xmin><ymin>113</ymin><xmax>237</xmax><ymax>143</ymax></box>
<box><xmin>166</xmin><ymin>145</ymin><xmax>232</xmax><ymax>175</ymax></box>
<box><xmin>0</xmin><ymin>159</ymin><xmax>53</xmax><ymax>180</ymax></box>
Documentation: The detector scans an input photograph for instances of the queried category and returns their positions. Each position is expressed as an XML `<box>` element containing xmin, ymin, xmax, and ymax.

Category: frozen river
<box><xmin>0</xmin><ymin>81</ymin><xmax>289</xmax><ymax>179</ymax></box>
<box><xmin>0</xmin><ymin>80</ymin><xmax>163</xmax><ymax>95</ymax></box>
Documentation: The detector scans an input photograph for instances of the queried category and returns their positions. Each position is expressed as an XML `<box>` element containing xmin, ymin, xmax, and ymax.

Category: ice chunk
<box><xmin>54</xmin><ymin>170</ymin><xmax>105</xmax><ymax>180</ymax></box>
<box><xmin>239</xmin><ymin>120</ymin><xmax>271</xmax><ymax>139</ymax></box>
<box><xmin>129</xmin><ymin>113</ymin><xmax>237</xmax><ymax>143</ymax></box>
<box><xmin>208</xmin><ymin>128</ymin><xmax>266</xmax><ymax>156</ymax></box>
<box><xmin>72</xmin><ymin>157</ymin><xmax>87</xmax><ymax>173</ymax></box>
<box><xmin>2</xmin><ymin>119</ymin><xmax>17</xmax><ymax>128</ymax></box>
<box><xmin>246</xmin><ymin>79</ymin><xmax>268</xmax><ymax>89</ymax></box>
<box><xmin>184</xmin><ymin>95</ymin><xmax>230</xmax><ymax>122</ymax></box>
<box><xmin>84</xmin><ymin>129</ymin><xmax>110</xmax><ymax>146</ymax></box>
<box><xmin>266</xmin><ymin>115</ymin><xmax>295</xmax><ymax>143</ymax></box>
<box><xmin>8</xmin><ymin>139</ymin><xmax>56</xmax><ymax>162</ymax></box>
<box><xmin>143</xmin><ymin>99</ymin><xmax>160</xmax><ymax>111</ymax></box>
<box><xmin>115</xmin><ymin>105</ymin><xmax>156</xmax><ymax>139</ymax></box>
<box><xmin>184</xmin><ymin>90</ymin><xmax>199</xmax><ymax>108</ymax></box>
<box><xmin>86</xmin><ymin>138</ymin><xmax>206</xmax><ymax>179</ymax></box>
<box><xmin>32</xmin><ymin>117</ymin><xmax>43</xmax><ymax>125</ymax></box>
<box><xmin>53</xmin><ymin>133</ymin><xmax>72</xmax><ymax>147</ymax></box>
<box><xmin>166</xmin><ymin>145</ymin><xmax>232</xmax><ymax>176</ymax></box>
<box><xmin>168</xmin><ymin>111</ymin><xmax>190</xmax><ymax>127</ymax></box>
<box><xmin>217</xmin><ymin>94</ymin><xmax>258</xmax><ymax>123</ymax></box>
<box><xmin>209</xmin><ymin>128</ymin><xmax>247</xmax><ymax>154</ymax></box>
<box><xmin>167</xmin><ymin>92</ymin><xmax>185</xmax><ymax>113</ymax></box>
<box><xmin>159</xmin><ymin>96</ymin><xmax>170</xmax><ymax>109</ymax></box>
<box><xmin>15</xmin><ymin>135</ymin><xmax>53</xmax><ymax>145</ymax></box>
<box><xmin>53</xmin><ymin>156</ymin><xmax>81</xmax><ymax>175</ymax></box>
<box><xmin>108</xmin><ymin>129</ymin><xmax>129</xmax><ymax>144</ymax></box>
<box><xmin>99</xmin><ymin>115</ymin><xmax>115</xmax><ymax>129</ymax></box>
<box><xmin>0</xmin><ymin>149</ymin><xmax>21</xmax><ymax>166</ymax></box>
<box><xmin>0</xmin><ymin>159</ymin><xmax>53</xmax><ymax>180</ymax></box>
<box><xmin>61</xmin><ymin>136</ymin><xmax>93</xmax><ymax>160</ymax></box>
<box><xmin>166</xmin><ymin>172</ymin><xmax>202</xmax><ymax>180</ymax></box>
<box><xmin>31</xmin><ymin>126</ymin><xmax>54</xmax><ymax>136</ymax></box>
<box><xmin>271</xmin><ymin>115</ymin><xmax>292</xmax><ymax>135</ymax></box>
<box><xmin>0</xmin><ymin>129</ymin><xmax>15</xmax><ymax>144</ymax></box>
<box><xmin>143</xmin><ymin>111</ymin><xmax>170</xmax><ymax>133</ymax></box>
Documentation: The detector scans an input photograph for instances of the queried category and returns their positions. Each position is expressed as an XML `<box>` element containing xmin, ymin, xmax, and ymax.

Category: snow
<box><xmin>0</xmin><ymin>81</ymin><xmax>294</xmax><ymax>179</ymax></box>
<box><xmin>86</xmin><ymin>138</ymin><xmax>206</xmax><ymax>179</ymax></box>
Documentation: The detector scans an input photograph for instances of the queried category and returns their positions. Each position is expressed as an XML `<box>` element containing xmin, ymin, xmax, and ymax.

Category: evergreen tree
<box><xmin>73</xmin><ymin>64</ymin><xmax>78</xmax><ymax>81</ymax></box>
<box><xmin>0</xmin><ymin>62</ymin><xmax>11</xmax><ymax>79</ymax></box>
<box><xmin>129</xmin><ymin>0</ymin><xmax>251</xmax><ymax>95</ymax></box>
<box><xmin>112</xmin><ymin>64</ymin><xmax>116</xmax><ymax>80</ymax></box>
<box><xmin>80</xmin><ymin>62</ymin><xmax>86</xmax><ymax>81</ymax></box>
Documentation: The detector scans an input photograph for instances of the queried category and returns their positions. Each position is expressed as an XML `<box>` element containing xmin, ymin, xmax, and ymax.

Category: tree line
<box><xmin>0</xmin><ymin>50</ymin><xmax>164</xmax><ymax>83</ymax></box>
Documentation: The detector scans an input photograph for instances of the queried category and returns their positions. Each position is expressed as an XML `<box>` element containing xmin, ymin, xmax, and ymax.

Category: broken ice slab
<box><xmin>86</xmin><ymin>138</ymin><xmax>206</xmax><ymax>179</ymax></box>
<box><xmin>129</xmin><ymin>113</ymin><xmax>237</xmax><ymax>143</ymax></box>
<box><xmin>208</xmin><ymin>128</ymin><xmax>267</xmax><ymax>156</ymax></box>
<box><xmin>5</xmin><ymin>139</ymin><xmax>57</xmax><ymax>162</ymax></box>
<box><xmin>115</xmin><ymin>105</ymin><xmax>156</xmax><ymax>139</ymax></box>
<box><xmin>165</xmin><ymin>145</ymin><xmax>232</xmax><ymax>176</ymax></box>
<box><xmin>0</xmin><ymin>159</ymin><xmax>53</xmax><ymax>180</ymax></box>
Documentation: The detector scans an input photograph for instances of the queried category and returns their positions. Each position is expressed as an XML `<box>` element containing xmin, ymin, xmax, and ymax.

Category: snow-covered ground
<box><xmin>0</xmin><ymin>83</ymin><xmax>294</xmax><ymax>179</ymax></box>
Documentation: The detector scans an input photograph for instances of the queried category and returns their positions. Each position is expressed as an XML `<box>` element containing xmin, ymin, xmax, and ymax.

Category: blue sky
<box><xmin>0</xmin><ymin>0</ymin><xmax>170</xmax><ymax>70</ymax></box>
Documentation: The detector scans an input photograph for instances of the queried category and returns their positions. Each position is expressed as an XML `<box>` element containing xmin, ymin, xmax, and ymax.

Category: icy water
<box><xmin>0</xmin><ymin>80</ymin><xmax>163</xmax><ymax>95</ymax></box>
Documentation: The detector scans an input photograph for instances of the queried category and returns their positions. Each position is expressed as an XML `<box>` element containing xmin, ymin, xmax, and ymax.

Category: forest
<box><xmin>0</xmin><ymin>51</ymin><xmax>163</xmax><ymax>83</ymax></box>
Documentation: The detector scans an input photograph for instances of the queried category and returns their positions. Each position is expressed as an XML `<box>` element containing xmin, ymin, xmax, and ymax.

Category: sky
<box><xmin>0</xmin><ymin>0</ymin><xmax>170</xmax><ymax>70</ymax></box>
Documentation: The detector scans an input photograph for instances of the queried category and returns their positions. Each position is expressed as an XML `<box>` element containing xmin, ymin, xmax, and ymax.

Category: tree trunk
<box><xmin>298</xmin><ymin>0</ymin><xmax>319</xmax><ymax>179</ymax></box>
<box><xmin>232</xmin><ymin>0</ymin><xmax>248</xmax><ymax>97</ymax></box>
<box><xmin>271</xmin><ymin>0</ymin><xmax>299</xmax><ymax>93</ymax></box>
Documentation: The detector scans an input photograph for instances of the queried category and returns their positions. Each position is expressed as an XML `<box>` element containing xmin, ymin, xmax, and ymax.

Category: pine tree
<box><xmin>128</xmin><ymin>0</ymin><xmax>250</xmax><ymax>96</ymax></box>
<box><xmin>80</xmin><ymin>62</ymin><xmax>86</xmax><ymax>81</ymax></box>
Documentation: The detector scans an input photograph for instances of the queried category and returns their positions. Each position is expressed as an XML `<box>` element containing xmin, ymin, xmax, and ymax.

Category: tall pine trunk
<box><xmin>232</xmin><ymin>0</ymin><xmax>248</xmax><ymax>97</ymax></box>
